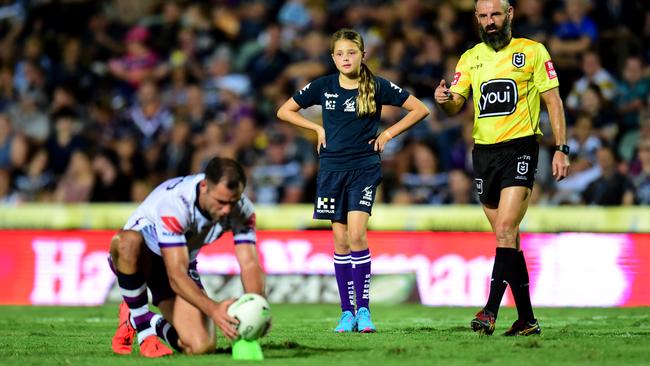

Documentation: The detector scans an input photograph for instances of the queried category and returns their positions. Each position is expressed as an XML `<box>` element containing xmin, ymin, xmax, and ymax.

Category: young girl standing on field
<box><xmin>277</xmin><ymin>29</ymin><xmax>429</xmax><ymax>332</ymax></box>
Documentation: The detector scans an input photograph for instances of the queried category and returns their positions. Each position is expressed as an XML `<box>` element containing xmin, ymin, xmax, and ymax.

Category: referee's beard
<box><xmin>479</xmin><ymin>15</ymin><xmax>512</xmax><ymax>51</ymax></box>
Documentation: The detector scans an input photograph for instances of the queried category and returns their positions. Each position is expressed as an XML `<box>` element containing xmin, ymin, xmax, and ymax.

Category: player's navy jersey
<box><xmin>449</xmin><ymin>38</ymin><xmax>559</xmax><ymax>144</ymax></box>
<box><xmin>123</xmin><ymin>174</ymin><xmax>256</xmax><ymax>261</ymax></box>
<box><xmin>292</xmin><ymin>74</ymin><xmax>410</xmax><ymax>171</ymax></box>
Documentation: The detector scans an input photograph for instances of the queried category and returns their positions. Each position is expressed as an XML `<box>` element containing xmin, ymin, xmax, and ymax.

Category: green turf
<box><xmin>0</xmin><ymin>304</ymin><xmax>649</xmax><ymax>365</ymax></box>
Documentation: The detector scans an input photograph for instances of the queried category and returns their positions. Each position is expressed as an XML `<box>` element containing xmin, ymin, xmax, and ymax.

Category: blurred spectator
<box><xmin>622</xmin><ymin>111</ymin><xmax>650</xmax><ymax>164</ymax></box>
<box><xmin>630</xmin><ymin>138</ymin><xmax>650</xmax><ymax>204</ymax></box>
<box><xmin>13</xmin><ymin>36</ymin><xmax>52</xmax><ymax>95</ymax></box>
<box><xmin>251</xmin><ymin>129</ymin><xmax>305</xmax><ymax>204</ymax></box>
<box><xmin>513</xmin><ymin>0</ymin><xmax>552</xmax><ymax>43</ymax></box>
<box><xmin>582</xmin><ymin>145</ymin><xmax>635</xmax><ymax>205</ymax></box>
<box><xmin>548</xmin><ymin>0</ymin><xmax>598</xmax><ymax>95</ymax></box>
<box><xmin>148</xmin><ymin>0</ymin><xmax>183</xmax><ymax>58</ymax></box>
<box><xmin>245</xmin><ymin>23</ymin><xmax>291</xmax><ymax>89</ymax></box>
<box><xmin>567</xmin><ymin>113</ymin><xmax>602</xmax><ymax>168</ymax></box>
<box><xmin>120</xmin><ymin>79</ymin><xmax>174</xmax><ymax>149</ymax></box>
<box><xmin>448</xmin><ymin>119</ymin><xmax>474</xmax><ymax>173</ymax></box>
<box><xmin>0</xmin><ymin>0</ymin><xmax>26</xmax><ymax>62</ymax></box>
<box><xmin>84</xmin><ymin>99</ymin><xmax>118</xmax><ymax>149</ymax></box>
<box><xmin>108</xmin><ymin>26</ymin><xmax>162</xmax><ymax>91</ymax></box>
<box><xmin>394</xmin><ymin>142</ymin><xmax>448</xmax><ymax>204</ymax></box>
<box><xmin>51</xmin><ymin>37</ymin><xmax>95</xmax><ymax>102</ymax></box>
<box><xmin>573</xmin><ymin>83</ymin><xmax>618</xmax><ymax>143</ymax></box>
<box><xmin>113</xmin><ymin>131</ymin><xmax>146</xmax><ymax>181</ymax></box>
<box><xmin>13</xmin><ymin>148</ymin><xmax>54</xmax><ymax>201</ymax></box>
<box><xmin>565</xmin><ymin>51</ymin><xmax>617</xmax><ymax>112</ymax></box>
<box><xmin>443</xmin><ymin>169</ymin><xmax>477</xmax><ymax>204</ymax></box>
<box><xmin>171</xmin><ymin>83</ymin><xmax>212</xmax><ymax>136</ymax></box>
<box><xmin>616</xmin><ymin>55</ymin><xmax>650</xmax><ymax>135</ymax></box>
<box><xmin>161</xmin><ymin>62</ymin><xmax>193</xmax><ymax>110</ymax></box>
<box><xmin>409</xmin><ymin>34</ymin><xmax>445</xmax><ymax>97</ymax></box>
<box><xmin>7</xmin><ymin>84</ymin><xmax>49</xmax><ymax>144</ymax></box>
<box><xmin>592</xmin><ymin>0</ymin><xmax>645</xmax><ymax>73</ymax></box>
<box><xmin>191</xmin><ymin>120</ymin><xmax>234</xmax><ymax>173</ymax></box>
<box><xmin>281</xmin><ymin>29</ymin><xmax>331</xmax><ymax>89</ymax></box>
<box><xmin>53</xmin><ymin>149</ymin><xmax>94</xmax><ymax>203</ymax></box>
<box><xmin>431</xmin><ymin>1</ymin><xmax>466</xmax><ymax>55</ymax></box>
<box><xmin>90</xmin><ymin>148</ymin><xmax>131</xmax><ymax>202</ymax></box>
<box><xmin>0</xmin><ymin>113</ymin><xmax>27</xmax><ymax>171</ymax></box>
<box><xmin>203</xmin><ymin>46</ymin><xmax>251</xmax><ymax>110</ymax></box>
<box><xmin>0</xmin><ymin>65</ymin><xmax>17</xmax><ymax>110</ymax></box>
<box><xmin>82</xmin><ymin>10</ymin><xmax>124</xmax><ymax>63</ymax></box>
<box><xmin>45</xmin><ymin>107</ymin><xmax>87</xmax><ymax>176</ymax></box>
<box><xmin>0</xmin><ymin>168</ymin><xmax>19</xmax><ymax>203</ymax></box>
<box><xmin>158</xmin><ymin>120</ymin><xmax>193</xmax><ymax>178</ymax></box>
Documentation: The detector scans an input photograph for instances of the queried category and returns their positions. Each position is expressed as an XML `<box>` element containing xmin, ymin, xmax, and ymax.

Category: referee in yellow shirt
<box><xmin>435</xmin><ymin>0</ymin><xmax>570</xmax><ymax>336</ymax></box>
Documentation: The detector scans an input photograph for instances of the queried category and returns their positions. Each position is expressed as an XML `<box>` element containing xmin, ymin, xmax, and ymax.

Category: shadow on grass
<box><xmin>215</xmin><ymin>340</ymin><xmax>369</xmax><ymax>359</ymax></box>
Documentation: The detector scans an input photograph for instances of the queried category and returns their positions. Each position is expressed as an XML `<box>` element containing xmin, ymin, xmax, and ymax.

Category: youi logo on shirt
<box><xmin>343</xmin><ymin>97</ymin><xmax>356</xmax><ymax>112</ymax></box>
<box><xmin>478</xmin><ymin>79</ymin><xmax>518</xmax><ymax>118</ymax></box>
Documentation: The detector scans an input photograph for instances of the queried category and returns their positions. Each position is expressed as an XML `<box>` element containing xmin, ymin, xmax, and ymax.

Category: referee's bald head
<box><xmin>475</xmin><ymin>0</ymin><xmax>511</xmax><ymax>12</ymax></box>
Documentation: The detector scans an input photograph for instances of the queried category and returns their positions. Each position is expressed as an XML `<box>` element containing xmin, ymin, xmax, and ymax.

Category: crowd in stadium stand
<box><xmin>0</xmin><ymin>0</ymin><xmax>648</xmax><ymax>206</ymax></box>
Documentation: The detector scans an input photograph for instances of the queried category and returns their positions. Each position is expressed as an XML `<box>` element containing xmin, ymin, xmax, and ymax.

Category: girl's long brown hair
<box><xmin>330</xmin><ymin>29</ymin><xmax>376</xmax><ymax>117</ymax></box>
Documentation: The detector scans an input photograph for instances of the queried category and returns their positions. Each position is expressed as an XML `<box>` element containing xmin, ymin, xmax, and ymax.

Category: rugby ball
<box><xmin>227</xmin><ymin>293</ymin><xmax>272</xmax><ymax>340</ymax></box>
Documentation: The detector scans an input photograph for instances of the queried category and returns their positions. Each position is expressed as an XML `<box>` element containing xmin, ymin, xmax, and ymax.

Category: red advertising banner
<box><xmin>1</xmin><ymin>230</ymin><xmax>649</xmax><ymax>306</ymax></box>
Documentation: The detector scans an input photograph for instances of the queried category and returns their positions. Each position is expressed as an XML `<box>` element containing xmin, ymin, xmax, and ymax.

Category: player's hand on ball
<box><xmin>212</xmin><ymin>299</ymin><xmax>239</xmax><ymax>340</ymax></box>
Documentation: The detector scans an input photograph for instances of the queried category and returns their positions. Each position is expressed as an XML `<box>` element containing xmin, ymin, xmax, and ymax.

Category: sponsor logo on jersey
<box><xmin>316</xmin><ymin>197</ymin><xmax>335</xmax><ymax>214</ymax></box>
<box><xmin>475</xmin><ymin>178</ymin><xmax>483</xmax><ymax>195</ymax></box>
<box><xmin>161</xmin><ymin>216</ymin><xmax>184</xmax><ymax>234</ymax></box>
<box><xmin>325</xmin><ymin>100</ymin><xmax>336</xmax><ymax>110</ymax></box>
<box><xmin>451</xmin><ymin>72</ymin><xmax>461</xmax><ymax>86</ymax></box>
<box><xmin>478</xmin><ymin>79</ymin><xmax>518</xmax><ymax>118</ymax></box>
<box><xmin>299</xmin><ymin>82</ymin><xmax>311</xmax><ymax>94</ymax></box>
<box><xmin>545</xmin><ymin>60</ymin><xmax>557</xmax><ymax>79</ymax></box>
<box><xmin>324</xmin><ymin>92</ymin><xmax>339</xmax><ymax>98</ymax></box>
<box><xmin>512</xmin><ymin>52</ymin><xmax>525</xmax><ymax>68</ymax></box>
<box><xmin>390</xmin><ymin>81</ymin><xmax>403</xmax><ymax>93</ymax></box>
<box><xmin>359</xmin><ymin>185</ymin><xmax>373</xmax><ymax>206</ymax></box>
<box><xmin>343</xmin><ymin>97</ymin><xmax>356</xmax><ymax>112</ymax></box>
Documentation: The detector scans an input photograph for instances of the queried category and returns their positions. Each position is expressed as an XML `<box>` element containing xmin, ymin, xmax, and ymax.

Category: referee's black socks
<box><xmin>511</xmin><ymin>250</ymin><xmax>535</xmax><ymax>323</ymax></box>
<box><xmin>485</xmin><ymin>247</ymin><xmax>517</xmax><ymax>317</ymax></box>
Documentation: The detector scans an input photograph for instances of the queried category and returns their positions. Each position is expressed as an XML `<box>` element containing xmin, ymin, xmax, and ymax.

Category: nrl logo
<box><xmin>512</xmin><ymin>52</ymin><xmax>525</xmax><ymax>68</ymax></box>
<box><xmin>517</xmin><ymin>161</ymin><xmax>528</xmax><ymax>175</ymax></box>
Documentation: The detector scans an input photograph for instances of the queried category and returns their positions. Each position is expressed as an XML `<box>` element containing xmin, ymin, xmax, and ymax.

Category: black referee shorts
<box><xmin>472</xmin><ymin>135</ymin><xmax>539</xmax><ymax>206</ymax></box>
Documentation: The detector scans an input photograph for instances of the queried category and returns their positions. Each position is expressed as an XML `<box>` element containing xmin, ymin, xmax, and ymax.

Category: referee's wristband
<box><xmin>555</xmin><ymin>144</ymin><xmax>570</xmax><ymax>155</ymax></box>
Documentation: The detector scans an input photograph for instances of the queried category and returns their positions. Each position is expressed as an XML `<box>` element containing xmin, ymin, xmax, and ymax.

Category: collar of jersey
<box><xmin>194</xmin><ymin>182</ymin><xmax>214</xmax><ymax>221</ymax></box>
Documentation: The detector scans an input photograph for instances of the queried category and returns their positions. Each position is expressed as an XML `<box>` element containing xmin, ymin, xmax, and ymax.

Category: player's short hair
<box><xmin>204</xmin><ymin>157</ymin><xmax>246</xmax><ymax>191</ymax></box>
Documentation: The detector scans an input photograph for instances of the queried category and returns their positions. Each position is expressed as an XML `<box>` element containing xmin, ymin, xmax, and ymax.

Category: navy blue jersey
<box><xmin>292</xmin><ymin>74</ymin><xmax>410</xmax><ymax>171</ymax></box>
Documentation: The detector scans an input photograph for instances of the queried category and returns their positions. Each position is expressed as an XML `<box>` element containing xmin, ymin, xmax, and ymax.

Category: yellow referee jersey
<box><xmin>449</xmin><ymin>38</ymin><xmax>560</xmax><ymax>144</ymax></box>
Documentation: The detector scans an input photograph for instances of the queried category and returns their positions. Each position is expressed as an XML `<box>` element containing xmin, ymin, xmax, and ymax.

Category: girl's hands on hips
<box><xmin>317</xmin><ymin>125</ymin><xmax>326</xmax><ymax>154</ymax></box>
<box><xmin>370</xmin><ymin>130</ymin><xmax>392</xmax><ymax>153</ymax></box>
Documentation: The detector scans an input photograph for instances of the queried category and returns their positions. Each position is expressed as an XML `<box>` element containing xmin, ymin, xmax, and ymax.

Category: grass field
<box><xmin>1</xmin><ymin>304</ymin><xmax>649</xmax><ymax>366</ymax></box>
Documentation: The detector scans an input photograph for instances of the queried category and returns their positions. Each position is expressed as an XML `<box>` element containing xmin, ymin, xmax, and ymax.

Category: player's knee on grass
<box><xmin>182</xmin><ymin>336</ymin><xmax>215</xmax><ymax>355</ymax></box>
